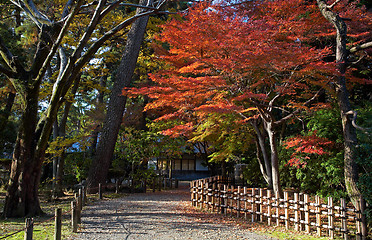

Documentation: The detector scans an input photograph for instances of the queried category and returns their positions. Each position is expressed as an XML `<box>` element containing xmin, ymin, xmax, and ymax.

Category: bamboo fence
<box><xmin>190</xmin><ymin>176</ymin><xmax>369</xmax><ymax>239</ymax></box>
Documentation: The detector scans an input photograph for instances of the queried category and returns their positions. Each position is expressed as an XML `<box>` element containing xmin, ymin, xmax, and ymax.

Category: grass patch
<box><xmin>0</xmin><ymin>189</ymin><xmax>77</xmax><ymax>239</ymax></box>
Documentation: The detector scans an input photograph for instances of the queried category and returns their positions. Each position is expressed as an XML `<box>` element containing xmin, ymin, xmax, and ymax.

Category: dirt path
<box><xmin>71</xmin><ymin>184</ymin><xmax>275</xmax><ymax>240</ymax></box>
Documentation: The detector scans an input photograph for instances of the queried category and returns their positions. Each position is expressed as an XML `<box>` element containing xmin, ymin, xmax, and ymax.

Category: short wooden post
<box><xmin>251</xmin><ymin>188</ymin><xmax>256</xmax><ymax>222</ymax></box>
<box><xmin>98</xmin><ymin>183</ymin><xmax>103</xmax><ymax>200</ymax></box>
<box><xmin>175</xmin><ymin>179</ymin><xmax>179</xmax><ymax>188</ymax></box>
<box><xmin>316</xmin><ymin>195</ymin><xmax>321</xmax><ymax>237</ymax></box>
<box><xmin>199</xmin><ymin>180</ymin><xmax>203</xmax><ymax>208</ymax></box>
<box><xmin>304</xmin><ymin>194</ymin><xmax>310</xmax><ymax>233</ymax></box>
<box><xmin>258</xmin><ymin>189</ymin><xmax>263</xmax><ymax>222</ymax></box>
<box><xmin>224</xmin><ymin>185</ymin><xmax>228</xmax><ymax>215</ymax></box>
<box><xmin>295</xmin><ymin>192</ymin><xmax>300</xmax><ymax>231</ymax></box>
<box><xmin>218</xmin><ymin>184</ymin><xmax>222</xmax><ymax>214</ymax></box>
<box><xmin>195</xmin><ymin>181</ymin><xmax>199</xmax><ymax>207</ymax></box>
<box><xmin>76</xmin><ymin>194</ymin><xmax>81</xmax><ymax>224</ymax></box>
<box><xmin>244</xmin><ymin>187</ymin><xmax>248</xmax><ymax>221</ymax></box>
<box><xmin>71</xmin><ymin>201</ymin><xmax>78</xmax><ymax>233</ymax></box>
<box><xmin>300</xmin><ymin>194</ymin><xmax>305</xmax><ymax>231</ymax></box>
<box><xmin>267</xmin><ymin>190</ymin><xmax>272</xmax><ymax>226</ymax></box>
<box><xmin>275</xmin><ymin>191</ymin><xmax>280</xmax><ymax>226</ymax></box>
<box><xmin>24</xmin><ymin>218</ymin><xmax>33</xmax><ymax>240</ymax></box>
<box><xmin>206</xmin><ymin>182</ymin><xmax>209</xmax><ymax>210</ymax></box>
<box><xmin>284</xmin><ymin>191</ymin><xmax>289</xmax><ymax>230</ymax></box>
<box><xmin>230</xmin><ymin>185</ymin><xmax>234</xmax><ymax>216</ymax></box>
<box><xmin>190</xmin><ymin>181</ymin><xmax>194</xmax><ymax>206</ymax></box>
<box><xmin>212</xmin><ymin>183</ymin><xmax>216</xmax><ymax>211</ymax></box>
<box><xmin>237</xmin><ymin>186</ymin><xmax>241</xmax><ymax>218</ymax></box>
<box><xmin>328</xmin><ymin>196</ymin><xmax>334</xmax><ymax>239</ymax></box>
<box><xmin>340</xmin><ymin>198</ymin><xmax>348</xmax><ymax>240</ymax></box>
<box><xmin>115</xmin><ymin>181</ymin><xmax>119</xmax><ymax>194</ymax></box>
<box><xmin>54</xmin><ymin>208</ymin><xmax>62</xmax><ymax>240</ymax></box>
<box><xmin>78</xmin><ymin>189</ymin><xmax>83</xmax><ymax>211</ymax></box>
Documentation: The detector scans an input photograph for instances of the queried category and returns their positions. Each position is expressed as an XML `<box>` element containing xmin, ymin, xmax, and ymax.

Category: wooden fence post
<box><xmin>76</xmin><ymin>192</ymin><xmax>82</xmax><ymax>224</ymax></box>
<box><xmin>230</xmin><ymin>185</ymin><xmax>234</xmax><ymax>216</ymax></box>
<box><xmin>340</xmin><ymin>198</ymin><xmax>348</xmax><ymax>240</ymax></box>
<box><xmin>237</xmin><ymin>186</ymin><xmax>241</xmax><ymax>218</ymax></box>
<box><xmin>267</xmin><ymin>190</ymin><xmax>272</xmax><ymax>226</ymax></box>
<box><xmin>244</xmin><ymin>187</ymin><xmax>247</xmax><ymax>221</ymax></box>
<box><xmin>54</xmin><ymin>208</ymin><xmax>62</xmax><ymax>240</ymax></box>
<box><xmin>206</xmin><ymin>182</ymin><xmax>209</xmax><ymax>210</ymax></box>
<box><xmin>98</xmin><ymin>183</ymin><xmax>103</xmax><ymax>200</ymax></box>
<box><xmin>212</xmin><ymin>183</ymin><xmax>216</xmax><ymax>212</ymax></box>
<box><xmin>218</xmin><ymin>184</ymin><xmax>223</xmax><ymax>214</ymax></box>
<box><xmin>258</xmin><ymin>188</ymin><xmax>263</xmax><ymax>222</ymax></box>
<box><xmin>300</xmin><ymin>193</ymin><xmax>305</xmax><ymax>231</ymax></box>
<box><xmin>24</xmin><ymin>218</ymin><xmax>33</xmax><ymax>240</ymax></box>
<box><xmin>295</xmin><ymin>192</ymin><xmax>299</xmax><ymax>232</ymax></box>
<box><xmin>223</xmin><ymin>185</ymin><xmax>228</xmax><ymax>215</ymax></box>
<box><xmin>78</xmin><ymin>189</ymin><xmax>83</xmax><ymax>211</ymax></box>
<box><xmin>71</xmin><ymin>201</ymin><xmax>78</xmax><ymax>233</ymax></box>
<box><xmin>275</xmin><ymin>191</ymin><xmax>280</xmax><ymax>226</ymax></box>
<box><xmin>284</xmin><ymin>191</ymin><xmax>289</xmax><ymax>230</ymax></box>
<box><xmin>190</xmin><ymin>181</ymin><xmax>194</xmax><ymax>206</ymax></box>
<box><xmin>316</xmin><ymin>195</ymin><xmax>321</xmax><ymax>237</ymax></box>
<box><xmin>328</xmin><ymin>196</ymin><xmax>334</xmax><ymax>239</ymax></box>
<box><xmin>251</xmin><ymin>188</ymin><xmax>256</xmax><ymax>222</ymax></box>
<box><xmin>304</xmin><ymin>194</ymin><xmax>310</xmax><ymax>233</ymax></box>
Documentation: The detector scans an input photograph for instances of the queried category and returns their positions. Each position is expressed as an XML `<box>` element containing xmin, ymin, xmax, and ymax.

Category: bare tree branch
<box><xmin>275</xmin><ymin>89</ymin><xmax>324</xmax><ymax>125</ymax></box>
<box><xmin>10</xmin><ymin>0</ymin><xmax>52</xmax><ymax>27</ymax></box>
<box><xmin>71</xmin><ymin>0</ymin><xmax>108</xmax><ymax>62</ymax></box>
<box><xmin>33</xmin><ymin>0</ymin><xmax>83</xmax><ymax>88</ymax></box>
<box><xmin>0</xmin><ymin>36</ymin><xmax>25</xmax><ymax>75</ymax></box>
<box><xmin>345</xmin><ymin>110</ymin><xmax>372</xmax><ymax>136</ymax></box>
<box><xmin>61</xmin><ymin>0</ymin><xmax>75</xmax><ymax>19</ymax></box>
<box><xmin>71</xmin><ymin>8</ymin><xmax>159</xmax><ymax>82</ymax></box>
<box><xmin>349</xmin><ymin>41</ymin><xmax>372</xmax><ymax>53</ymax></box>
<box><xmin>0</xmin><ymin>64</ymin><xmax>15</xmax><ymax>78</ymax></box>
<box><xmin>326</xmin><ymin>0</ymin><xmax>342</xmax><ymax>9</ymax></box>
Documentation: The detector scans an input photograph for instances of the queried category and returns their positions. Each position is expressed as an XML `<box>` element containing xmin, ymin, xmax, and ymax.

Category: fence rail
<box><xmin>190</xmin><ymin>176</ymin><xmax>369</xmax><ymax>239</ymax></box>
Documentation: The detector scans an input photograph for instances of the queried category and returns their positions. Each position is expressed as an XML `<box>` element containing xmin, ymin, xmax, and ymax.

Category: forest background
<box><xmin>0</xmin><ymin>0</ymin><xmax>371</xmax><ymax>227</ymax></box>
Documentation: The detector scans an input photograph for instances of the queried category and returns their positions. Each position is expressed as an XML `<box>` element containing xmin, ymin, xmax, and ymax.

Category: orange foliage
<box><xmin>123</xmin><ymin>0</ymin><xmax>371</xmax><ymax>138</ymax></box>
<box><xmin>284</xmin><ymin>130</ymin><xmax>334</xmax><ymax>168</ymax></box>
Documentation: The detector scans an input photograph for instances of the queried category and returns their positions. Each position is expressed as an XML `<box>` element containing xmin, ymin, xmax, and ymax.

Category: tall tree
<box><xmin>126</xmin><ymin>0</ymin><xmax>371</xmax><ymax>196</ymax></box>
<box><xmin>316</xmin><ymin>0</ymin><xmax>372</xmax><ymax>214</ymax></box>
<box><xmin>87</xmin><ymin>0</ymin><xmax>155</xmax><ymax>192</ymax></box>
<box><xmin>0</xmin><ymin>0</ymin><xmax>164</xmax><ymax>217</ymax></box>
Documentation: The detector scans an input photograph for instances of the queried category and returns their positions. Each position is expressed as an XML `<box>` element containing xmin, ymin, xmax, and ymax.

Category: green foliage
<box><xmin>64</xmin><ymin>152</ymin><xmax>91</xmax><ymax>184</ymax></box>
<box><xmin>280</xmin><ymin>108</ymin><xmax>346</xmax><ymax>199</ymax></box>
<box><xmin>190</xmin><ymin>113</ymin><xmax>254</xmax><ymax>163</ymax></box>
<box><xmin>354</xmin><ymin>103</ymin><xmax>372</xmax><ymax>225</ymax></box>
<box><xmin>241</xmin><ymin>157</ymin><xmax>266</xmax><ymax>188</ymax></box>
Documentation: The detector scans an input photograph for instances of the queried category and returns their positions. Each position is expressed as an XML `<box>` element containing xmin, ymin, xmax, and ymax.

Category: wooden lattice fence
<box><xmin>190</xmin><ymin>176</ymin><xmax>369</xmax><ymax>239</ymax></box>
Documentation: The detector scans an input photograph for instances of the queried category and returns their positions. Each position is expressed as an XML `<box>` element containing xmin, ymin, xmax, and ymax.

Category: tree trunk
<box><xmin>265</xmin><ymin>121</ymin><xmax>283</xmax><ymax>197</ymax></box>
<box><xmin>3</xmin><ymin>88</ymin><xmax>44</xmax><ymax>217</ymax></box>
<box><xmin>87</xmin><ymin>0</ymin><xmax>153</xmax><ymax>193</ymax></box>
<box><xmin>252</xmin><ymin>120</ymin><xmax>272</xmax><ymax>188</ymax></box>
<box><xmin>317</xmin><ymin>0</ymin><xmax>362</xmax><ymax>209</ymax></box>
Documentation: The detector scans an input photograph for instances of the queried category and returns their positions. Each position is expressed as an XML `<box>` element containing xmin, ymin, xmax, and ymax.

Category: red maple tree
<box><xmin>125</xmin><ymin>0</ymin><xmax>371</xmax><ymax>196</ymax></box>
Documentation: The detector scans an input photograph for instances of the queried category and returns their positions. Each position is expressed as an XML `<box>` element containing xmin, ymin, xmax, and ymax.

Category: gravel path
<box><xmin>72</xmin><ymin>184</ymin><xmax>275</xmax><ymax>240</ymax></box>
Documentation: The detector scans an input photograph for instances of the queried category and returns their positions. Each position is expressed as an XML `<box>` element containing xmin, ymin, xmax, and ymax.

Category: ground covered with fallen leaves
<box><xmin>72</xmin><ymin>183</ymin><xmax>278</xmax><ymax>240</ymax></box>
